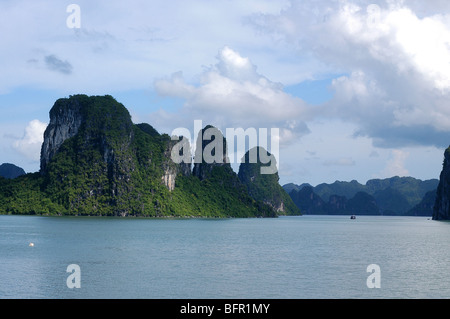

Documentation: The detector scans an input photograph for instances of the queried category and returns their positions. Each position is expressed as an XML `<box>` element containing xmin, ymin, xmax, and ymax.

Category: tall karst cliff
<box><xmin>40</xmin><ymin>97</ymin><xmax>85</xmax><ymax>173</ymax></box>
<box><xmin>238</xmin><ymin>147</ymin><xmax>301</xmax><ymax>215</ymax></box>
<box><xmin>433</xmin><ymin>147</ymin><xmax>450</xmax><ymax>220</ymax></box>
<box><xmin>39</xmin><ymin>94</ymin><xmax>189</xmax><ymax>216</ymax></box>
<box><xmin>193</xmin><ymin>125</ymin><xmax>232</xmax><ymax>180</ymax></box>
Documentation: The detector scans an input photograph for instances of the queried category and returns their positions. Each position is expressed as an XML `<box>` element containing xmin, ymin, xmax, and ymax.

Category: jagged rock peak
<box><xmin>238</xmin><ymin>146</ymin><xmax>301</xmax><ymax>215</ymax></box>
<box><xmin>193</xmin><ymin>125</ymin><xmax>231</xmax><ymax>180</ymax></box>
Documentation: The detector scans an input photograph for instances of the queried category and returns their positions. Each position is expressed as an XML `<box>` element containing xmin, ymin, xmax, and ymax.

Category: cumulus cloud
<box><xmin>13</xmin><ymin>120</ymin><xmax>47</xmax><ymax>161</ymax></box>
<box><xmin>154</xmin><ymin>46</ymin><xmax>310</xmax><ymax>145</ymax></box>
<box><xmin>250</xmin><ymin>0</ymin><xmax>450</xmax><ymax>148</ymax></box>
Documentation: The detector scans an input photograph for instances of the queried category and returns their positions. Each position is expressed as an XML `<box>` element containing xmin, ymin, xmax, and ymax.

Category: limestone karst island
<box><xmin>0</xmin><ymin>94</ymin><xmax>299</xmax><ymax>218</ymax></box>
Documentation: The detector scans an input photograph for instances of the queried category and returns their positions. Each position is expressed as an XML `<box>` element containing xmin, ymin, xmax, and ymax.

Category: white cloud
<box><xmin>154</xmin><ymin>46</ymin><xmax>310</xmax><ymax>145</ymax></box>
<box><xmin>3</xmin><ymin>1</ymin><xmax>450</xmax><ymax>150</ymax></box>
<box><xmin>216</xmin><ymin>46</ymin><xmax>257</xmax><ymax>81</ymax></box>
<box><xmin>251</xmin><ymin>0</ymin><xmax>450</xmax><ymax>148</ymax></box>
<box><xmin>13</xmin><ymin>120</ymin><xmax>47</xmax><ymax>162</ymax></box>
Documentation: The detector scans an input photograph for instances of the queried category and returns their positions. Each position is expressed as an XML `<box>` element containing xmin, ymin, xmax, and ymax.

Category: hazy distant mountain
<box><xmin>0</xmin><ymin>163</ymin><xmax>25</xmax><ymax>179</ymax></box>
<box><xmin>284</xmin><ymin>176</ymin><xmax>439</xmax><ymax>216</ymax></box>
<box><xmin>282</xmin><ymin>182</ymin><xmax>312</xmax><ymax>194</ymax></box>
<box><xmin>373</xmin><ymin>187</ymin><xmax>411</xmax><ymax>215</ymax></box>
<box><xmin>288</xmin><ymin>185</ymin><xmax>327</xmax><ymax>215</ymax></box>
<box><xmin>346</xmin><ymin>192</ymin><xmax>379</xmax><ymax>215</ymax></box>
<box><xmin>314</xmin><ymin>180</ymin><xmax>366</xmax><ymax>202</ymax></box>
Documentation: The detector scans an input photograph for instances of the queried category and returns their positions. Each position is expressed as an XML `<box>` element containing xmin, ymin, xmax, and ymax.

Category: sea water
<box><xmin>1</xmin><ymin>215</ymin><xmax>449</xmax><ymax>299</ymax></box>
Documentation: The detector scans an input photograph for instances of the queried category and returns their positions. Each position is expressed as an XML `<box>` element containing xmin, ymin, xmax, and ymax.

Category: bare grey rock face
<box><xmin>40</xmin><ymin>96</ymin><xmax>193</xmax><ymax>197</ymax></box>
<box><xmin>40</xmin><ymin>99</ymin><xmax>83</xmax><ymax>173</ymax></box>
<box><xmin>161</xmin><ymin>136</ymin><xmax>192</xmax><ymax>191</ymax></box>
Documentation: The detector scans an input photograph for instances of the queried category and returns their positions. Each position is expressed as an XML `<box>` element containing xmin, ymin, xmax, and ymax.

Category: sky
<box><xmin>1</xmin><ymin>0</ymin><xmax>450</xmax><ymax>187</ymax></box>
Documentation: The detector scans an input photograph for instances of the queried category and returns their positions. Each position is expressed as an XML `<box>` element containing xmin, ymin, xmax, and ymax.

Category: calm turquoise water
<box><xmin>1</xmin><ymin>215</ymin><xmax>449</xmax><ymax>299</ymax></box>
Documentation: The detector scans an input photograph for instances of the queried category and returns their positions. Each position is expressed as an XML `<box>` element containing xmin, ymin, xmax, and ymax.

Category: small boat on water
<box><xmin>350</xmin><ymin>215</ymin><xmax>356</xmax><ymax>219</ymax></box>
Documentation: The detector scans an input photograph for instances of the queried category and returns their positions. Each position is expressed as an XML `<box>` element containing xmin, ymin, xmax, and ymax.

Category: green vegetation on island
<box><xmin>0</xmin><ymin>94</ymin><xmax>295</xmax><ymax>218</ymax></box>
<box><xmin>238</xmin><ymin>147</ymin><xmax>300</xmax><ymax>215</ymax></box>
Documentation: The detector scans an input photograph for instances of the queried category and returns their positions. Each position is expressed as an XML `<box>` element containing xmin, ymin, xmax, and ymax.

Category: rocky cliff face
<box><xmin>39</xmin><ymin>95</ymin><xmax>160</xmax><ymax>215</ymax></box>
<box><xmin>40</xmin><ymin>98</ymin><xmax>84</xmax><ymax>173</ymax></box>
<box><xmin>161</xmin><ymin>136</ymin><xmax>191</xmax><ymax>191</ymax></box>
<box><xmin>238</xmin><ymin>147</ymin><xmax>301</xmax><ymax>215</ymax></box>
<box><xmin>40</xmin><ymin>95</ymin><xmax>142</xmax><ymax>215</ymax></box>
<box><xmin>433</xmin><ymin>147</ymin><xmax>450</xmax><ymax>220</ymax></box>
